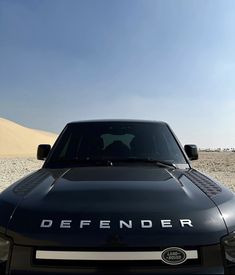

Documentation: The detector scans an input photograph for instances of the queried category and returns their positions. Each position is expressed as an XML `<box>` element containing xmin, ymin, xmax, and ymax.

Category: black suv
<box><xmin>0</xmin><ymin>120</ymin><xmax>235</xmax><ymax>274</ymax></box>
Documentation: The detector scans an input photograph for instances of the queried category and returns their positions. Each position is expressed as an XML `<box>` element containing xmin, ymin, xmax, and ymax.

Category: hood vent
<box><xmin>185</xmin><ymin>170</ymin><xmax>222</xmax><ymax>198</ymax></box>
<box><xmin>13</xmin><ymin>170</ymin><xmax>50</xmax><ymax>196</ymax></box>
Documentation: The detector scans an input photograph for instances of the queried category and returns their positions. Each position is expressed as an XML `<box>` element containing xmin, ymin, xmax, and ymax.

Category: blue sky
<box><xmin>0</xmin><ymin>0</ymin><xmax>235</xmax><ymax>148</ymax></box>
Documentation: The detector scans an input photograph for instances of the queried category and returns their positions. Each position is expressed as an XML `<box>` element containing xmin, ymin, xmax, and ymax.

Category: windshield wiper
<box><xmin>51</xmin><ymin>157</ymin><xmax>176</xmax><ymax>168</ymax></box>
<box><xmin>105</xmin><ymin>157</ymin><xmax>176</xmax><ymax>168</ymax></box>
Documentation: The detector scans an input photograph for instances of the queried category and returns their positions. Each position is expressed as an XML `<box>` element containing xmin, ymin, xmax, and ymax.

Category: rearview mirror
<box><xmin>184</xmin><ymin>144</ymin><xmax>198</xmax><ymax>160</ymax></box>
<box><xmin>37</xmin><ymin>144</ymin><xmax>51</xmax><ymax>160</ymax></box>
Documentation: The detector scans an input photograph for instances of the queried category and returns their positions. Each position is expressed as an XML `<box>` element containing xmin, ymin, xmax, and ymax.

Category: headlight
<box><xmin>222</xmin><ymin>232</ymin><xmax>235</xmax><ymax>264</ymax></box>
<box><xmin>0</xmin><ymin>237</ymin><xmax>10</xmax><ymax>262</ymax></box>
<box><xmin>0</xmin><ymin>235</ymin><xmax>11</xmax><ymax>275</ymax></box>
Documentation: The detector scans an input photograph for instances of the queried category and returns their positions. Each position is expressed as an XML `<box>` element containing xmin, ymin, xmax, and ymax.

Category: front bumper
<box><xmin>7</xmin><ymin>244</ymin><xmax>225</xmax><ymax>274</ymax></box>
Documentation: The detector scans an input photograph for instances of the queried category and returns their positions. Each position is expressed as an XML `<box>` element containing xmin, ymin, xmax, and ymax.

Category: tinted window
<box><xmin>47</xmin><ymin>121</ymin><xmax>187</xmax><ymax>165</ymax></box>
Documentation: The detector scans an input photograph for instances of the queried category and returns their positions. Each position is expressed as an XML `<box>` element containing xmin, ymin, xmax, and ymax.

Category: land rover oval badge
<box><xmin>161</xmin><ymin>247</ymin><xmax>187</xmax><ymax>265</ymax></box>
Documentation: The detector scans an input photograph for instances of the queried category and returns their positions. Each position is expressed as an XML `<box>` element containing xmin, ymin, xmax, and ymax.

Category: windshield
<box><xmin>45</xmin><ymin>121</ymin><xmax>187</xmax><ymax>167</ymax></box>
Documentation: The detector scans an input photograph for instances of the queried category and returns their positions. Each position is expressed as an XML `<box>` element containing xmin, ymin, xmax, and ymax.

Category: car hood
<box><xmin>4</xmin><ymin>166</ymin><xmax>227</xmax><ymax>247</ymax></box>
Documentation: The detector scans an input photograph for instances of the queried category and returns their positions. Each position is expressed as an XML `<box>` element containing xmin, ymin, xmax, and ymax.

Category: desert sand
<box><xmin>0</xmin><ymin>152</ymin><xmax>234</xmax><ymax>193</ymax></box>
<box><xmin>0</xmin><ymin>117</ymin><xmax>57</xmax><ymax>157</ymax></box>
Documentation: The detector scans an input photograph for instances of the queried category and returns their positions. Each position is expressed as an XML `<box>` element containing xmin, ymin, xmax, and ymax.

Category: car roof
<box><xmin>67</xmin><ymin>119</ymin><xmax>167</xmax><ymax>125</ymax></box>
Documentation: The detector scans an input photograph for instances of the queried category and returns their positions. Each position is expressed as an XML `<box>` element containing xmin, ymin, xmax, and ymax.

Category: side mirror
<box><xmin>184</xmin><ymin>144</ymin><xmax>198</xmax><ymax>160</ymax></box>
<box><xmin>37</xmin><ymin>144</ymin><xmax>51</xmax><ymax>160</ymax></box>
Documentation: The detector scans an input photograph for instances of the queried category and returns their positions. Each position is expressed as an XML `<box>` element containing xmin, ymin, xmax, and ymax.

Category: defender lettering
<box><xmin>40</xmin><ymin>219</ymin><xmax>194</xmax><ymax>229</ymax></box>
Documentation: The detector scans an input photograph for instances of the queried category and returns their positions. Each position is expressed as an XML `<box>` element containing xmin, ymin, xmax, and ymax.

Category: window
<box><xmin>48</xmin><ymin>121</ymin><xmax>187</xmax><ymax>166</ymax></box>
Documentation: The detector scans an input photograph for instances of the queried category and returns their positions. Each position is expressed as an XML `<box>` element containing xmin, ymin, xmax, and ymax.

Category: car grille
<box><xmin>9</xmin><ymin>245</ymin><xmax>224</xmax><ymax>274</ymax></box>
<box><xmin>33</xmin><ymin>248</ymin><xmax>201</xmax><ymax>268</ymax></box>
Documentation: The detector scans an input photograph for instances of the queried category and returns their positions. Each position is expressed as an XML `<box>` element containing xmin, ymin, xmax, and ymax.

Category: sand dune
<box><xmin>0</xmin><ymin>118</ymin><xmax>58</xmax><ymax>157</ymax></box>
